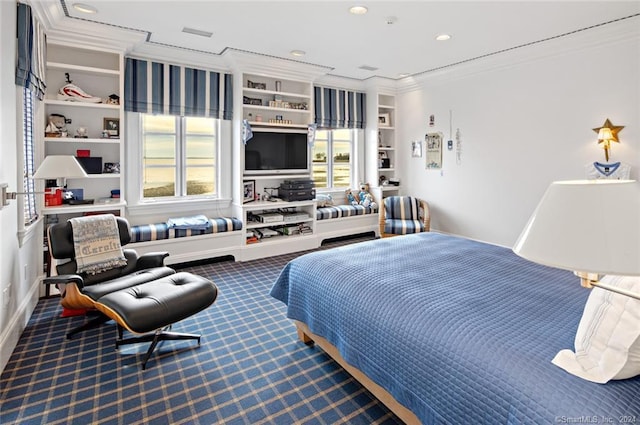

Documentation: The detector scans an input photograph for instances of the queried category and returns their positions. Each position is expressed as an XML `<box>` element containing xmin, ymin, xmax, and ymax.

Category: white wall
<box><xmin>0</xmin><ymin>1</ymin><xmax>46</xmax><ymax>373</ymax></box>
<box><xmin>397</xmin><ymin>25</ymin><xmax>639</xmax><ymax>247</ymax></box>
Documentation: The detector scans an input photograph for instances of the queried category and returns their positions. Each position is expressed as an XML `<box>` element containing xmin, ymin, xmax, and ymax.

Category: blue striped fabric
<box><xmin>316</xmin><ymin>205</ymin><xmax>377</xmax><ymax>220</ymax></box>
<box><xmin>124</xmin><ymin>58</ymin><xmax>233</xmax><ymax>119</ymax></box>
<box><xmin>383</xmin><ymin>197</ymin><xmax>424</xmax><ymax>235</ymax></box>
<box><xmin>384</xmin><ymin>196</ymin><xmax>421</xmax><ymax>221</ymax></box>
<box><xmin>15</xmin><ymin>3</ymin><xmax>46</xmax><ymax>100</ymax></box>
<box><xmin>131</xmin><ymin>217</ymin><xmax>242</xmax><ymax>242</ymax></box>
<box><xmin>314</xmin><ymin>86</ymin><xmax>366</xmax><ymax>129</ymax></box>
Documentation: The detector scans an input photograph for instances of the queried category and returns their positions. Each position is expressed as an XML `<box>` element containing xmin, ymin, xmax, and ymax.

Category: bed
<box><xmin>270</xmin><ymin>232</ymin><xmax>640</xmax><ymax>424</ymax></box>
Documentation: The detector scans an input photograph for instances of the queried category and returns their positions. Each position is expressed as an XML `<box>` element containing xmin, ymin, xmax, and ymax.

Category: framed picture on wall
<box><xmin>243</xmin><ymin>180</ymin><xmax>255</xmax><ymax>203</ymax></box>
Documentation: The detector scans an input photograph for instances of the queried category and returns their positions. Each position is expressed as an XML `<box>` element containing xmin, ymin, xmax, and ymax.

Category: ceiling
<box><xmin>41</xmin><ymin>1</ymin><xmax>640</xmax><ymax>80</ymax></box>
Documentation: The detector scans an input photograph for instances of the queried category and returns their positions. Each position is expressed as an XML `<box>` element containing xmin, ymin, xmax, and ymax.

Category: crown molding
<box><xmin>224</xmin><ymin>49</ymin><xmax>331</xmax><ymax>82</ymax></box>
<box><xmin>396</xmin><ymin>14</ymin><xmax>640</xmax><ymax>93</ymax></box>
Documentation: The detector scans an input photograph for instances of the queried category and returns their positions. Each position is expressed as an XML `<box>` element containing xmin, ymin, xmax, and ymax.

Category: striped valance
<box><xmin>314</xmin><ymin>86</ymin><xmax>366</xmax><ymax>129</ymax></box>
<box><xmin>16</xmin><ymin>3</ymin><xmax>46</xmax><ymax>100</ymax></box>
<box><xmin>124</xmin><ymin>58</ymin><xmax>233</xmax><ymax>119</ymax></box>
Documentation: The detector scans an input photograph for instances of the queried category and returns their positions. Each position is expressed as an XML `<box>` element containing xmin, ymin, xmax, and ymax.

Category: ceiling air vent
<box><xmin>182</xmin><ymin>27</ymin><xmax>213</xmax><ymax>38</ymax></box>
<box><xmin>358</xmin><ymin>65</ymin><xmax>379</xmax><ymax>71</ymax></box>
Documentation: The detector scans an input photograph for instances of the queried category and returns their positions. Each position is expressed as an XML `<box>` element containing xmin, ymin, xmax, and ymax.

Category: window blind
<box><xmin>314</xmin><ymin>86</ymin><xmax>366</xmax><ymax>129</ymax></box>
<box><xmin>124</xmin><ymin>58</ymin><xmax>233</xmax><ymax>120</ymax></box>
<box><xmin>23</xmin><ymin>87</ymin><xmax>38</xmax><ymax>225</ymax></box>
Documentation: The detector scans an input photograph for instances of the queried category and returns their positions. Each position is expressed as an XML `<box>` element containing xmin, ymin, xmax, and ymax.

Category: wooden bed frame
<box><xmin>295</xmin><ymin>321</ymin><xmax>420</xmax><ymax>425</ymax></box>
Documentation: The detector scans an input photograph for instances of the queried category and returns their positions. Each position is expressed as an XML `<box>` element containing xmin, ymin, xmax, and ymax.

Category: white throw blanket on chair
<box><xmin>70</xmin><ymin>214</ymin><xmax>127</xmax><ymax>275</ymax></box>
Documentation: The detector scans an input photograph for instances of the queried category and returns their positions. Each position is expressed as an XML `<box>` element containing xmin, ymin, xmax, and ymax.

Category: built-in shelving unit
<box><xmin>377</xmin><ymin>93</ymin><xmax>400</xmax><ymax>196</ymax></box>
<box><xmin>43</xmin><ymin>43</ymin><xmax>125</xmax><ymax>215</ymax></box>
<box><xmin>242</xmin><ymin>73</ymin><xmax>312</xmax><ymax>128</ymax></box>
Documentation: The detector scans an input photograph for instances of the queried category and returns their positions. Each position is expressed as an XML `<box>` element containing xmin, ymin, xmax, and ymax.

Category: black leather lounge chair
<box><xmin>46</xmin><ymin>215</ymin><xmax>218</xmax><ymax>369</ymax></box>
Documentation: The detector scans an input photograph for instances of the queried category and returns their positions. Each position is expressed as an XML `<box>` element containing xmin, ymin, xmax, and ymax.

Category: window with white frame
<box><xmin>141</xmin><ymin>114</ymin><xmax>218</xmax><ymax>199</ymax></box>
<box><xmin>22</xmin><ymin>87</ymin><xmax>37</xmax><ymax>225</ymax></box>
<box><xmin>311</xmin><ymin>129</ymin><xmax>353</xmax><ymax>189</ymax></box>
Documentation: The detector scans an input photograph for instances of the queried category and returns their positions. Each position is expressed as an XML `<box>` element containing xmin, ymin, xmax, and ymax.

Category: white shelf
<box><xmin>44</xmin><ymin>137</ymin><xmax>121</xmax><ymax>144</ymax></box>
<box><xmin>243</xmin><ymin>104</ymin><xmax>311</xmax><ymax>114</ymax></box>
<box><xmin>382</xmin><ymin>185</ymin><xmax>401</xmax><ymax>191</ymax></box>
<box><xmin>245</xmin><ymin>232</ymin><xmax>314</xmax><ymax>246</ymax></box>
<box><xmin>81</xmin><ymin>174</ymin><xmax>121</xmax><ymax>179</ymax></box>
<box><xmin>47</xmin><ymin>61</ymin><xmax>119</xmax><ymax>76</ymax></box>
<box><xmin>378</xmin><ymin>168</ymin><xmax>395</xmax><ymax>172</ymax></box>
<box><xmin>246</xmin><ymin>217</ymin><xmax>313</xmax><ymax>230</ymax></box>
<box><xmin>378</xmin><ymin>104</ymin><xmax>395</xmax><ymax>109</ymax></box>
<box><xmin>44</xmin><ymin>99</ymin><xmax>120</xmax><ymax>110</ymax></box>
<box><xmin>42</xmin><ymin>200</ymin><xmax>126</xmax><ymax>215</ymax></box>
<box><xmin>378</xmin><ymin>126</ymin><xmax>395</xmax><ymax>131</ymax></box>
<box><xmin>243</xmin><ymin>87</ymin><xmax>311</xmax><ymax>99</ymax></box>
<box><xmin>246</xmin><ymin>121</ymin><xmax>309</xmax><ymax>129</ymax></box>
<box><xmin>378</xmin><ymin>147</ymin><xmax>395</xmax><ymax>151</ymax></box>
<box><xmin>243</xmin><ymin>199</ymin><xmax>315</xmax><ymax>211</ymax></box>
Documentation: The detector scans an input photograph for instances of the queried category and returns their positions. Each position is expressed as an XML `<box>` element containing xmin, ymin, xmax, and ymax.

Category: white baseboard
<box><xmin>0</xmin><ymin>276</ymin><xmax>41</xmax><ymax>373</ymax></box>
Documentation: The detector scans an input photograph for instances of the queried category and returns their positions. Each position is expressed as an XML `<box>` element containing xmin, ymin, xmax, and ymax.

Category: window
<box><xmin>311</xmin><ymin>129</ymin><xmax>353</xmax><ymax>189</ymax></box>
<box><xmin>22</xmin><ymin>87</ymin><xmax>37</xmax><ymax>225</ymax></box>
<box><xmin>141</xmin><ymin>114</ymin><xmax>218</xmax><ymax>199</ymax></box>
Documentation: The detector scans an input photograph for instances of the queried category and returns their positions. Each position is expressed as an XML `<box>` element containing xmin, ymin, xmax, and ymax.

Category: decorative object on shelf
<box><xmin>426</xmin><ymin>132</ymin><xmax>443</xmax><ymax>169</ymax></box>
<box><xmin>268</xmin><ymin>118</ymin><xmax>293</xmax><ymax>125</ymax></box>
<box><xmin>106</xmin><ymin>94</ymin><xmax>120</xmax><ymax>105</ymax></box>
<box><xmin>247</xmin><ymin>80</ymin><xmax>266</xmax><ymax>90</ymax></box>
<box><xmin>75</xmin><ymin>126</ymin><xmax>88</xmax><ymax>138</ymax></box>
<box><xmin>255</xmin><ymin>114</ymin><xmax>263</xmax><ymax>122</ymax></box>
<box><xmin>243</xmin><ymin>96</ymin><xmax>262</xmax><ymax>106</ymax></box>
<box><xmin>58</xmin><ymin>73</ymin><xmax>102</xmax><ymax>103</ymax></box>
<box><xmin>307</xmin><ymin>123</ymin><xmax>317</xmax><ymax>145</ymax></box>
<box><xmin>378</xmin><ymin>131</ymin><xmax>383</xmax><ymax>147</ymax></box>
<box><xmin>429</xmin><ymin>114</ymin><xmax>435</xmax><ymax>127</ymax></box>
<box><xmin>103</xmin><ymin>162</ymin><xmax>120</xmax><ymax>174</ymax></box>
<box><xmin>379</xmin><ymin>175</ymin><xmax>387</xmax><ymax>186</ymax></box>
<box><xmin>103</xmin><ymin>118</ymin><xmax>120</xmax><ymax>138</ymax></box>
<box><xmin>45</xmin><ymin>113</ymin><xmax>68</xmax><ymax>137</ymax></box>
<box><xmin>1</xmin><ymin>155</ymin><xmax>88</xmax><ymax>209</ymax></box>
<box><xmin>76</xmin><ymin>149</ymin><xmax>90</xmax><ymax>157</ymax></box>
<box><xmin>412</xmin><ymin>140</ymin><xmax>422</xmax><ymax>157</ymax></box>
<box><xmin>592</xmin><ymin>118</ymin><xmax>624</xmax><ymax>161</ymax></box>
<box><xmin>241</xmin><ymin>119</ymin><xmax>253</xmax><ymax>145</ymax></box>
<box><xmin>243</xmin><ymin>180</ymin><xmax>256</xmax><ymax>203</ymax></box>
<box><xmin>378</xmin><ymin>113</ymin><xmax>391</xmax><ymax>127</ymax></box>
<box><xmin>275</xmin><ymin>80</ymin><xmax>282</xmax><ymax>92</ymax></box>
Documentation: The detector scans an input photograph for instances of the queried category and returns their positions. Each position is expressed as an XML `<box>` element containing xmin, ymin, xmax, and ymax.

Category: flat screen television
<box><xmin>244</xmin><ymin>130</ymin><xmax>309</xmax><ymax>175</ymax></box>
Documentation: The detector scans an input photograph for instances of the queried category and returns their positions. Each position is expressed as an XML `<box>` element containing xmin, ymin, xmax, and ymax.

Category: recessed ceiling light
<box><xmin>290</xmin><ymin>50</ymin><xmax>306</xmax><ymax>57</ymax></box>
<box><xmin>349</xmin><ymin>6</ymin><xmax>368</xmax><ymax>15</ymax></box>
<box><xmin>73</xmin><ymin>3</ymin><xmax>98</xmax><ymax>14</ymax></box>
<box><xmin>435</xmin><ymin>34</ymin><xmax>451</xmax><ymax>41</ymax></box>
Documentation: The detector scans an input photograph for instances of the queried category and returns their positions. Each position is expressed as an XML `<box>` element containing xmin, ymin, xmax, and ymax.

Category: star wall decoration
<box><xmin>592</xmin><ymin>118</ymin><xmax>624</xmax><ymax>143</ymax></box>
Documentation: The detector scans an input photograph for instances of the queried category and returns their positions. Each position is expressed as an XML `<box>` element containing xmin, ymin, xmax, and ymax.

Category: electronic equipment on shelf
<box><xmin>256</xmin><ymin>212</ymin><xmax>284</xmax><ymax>223</ymax></box>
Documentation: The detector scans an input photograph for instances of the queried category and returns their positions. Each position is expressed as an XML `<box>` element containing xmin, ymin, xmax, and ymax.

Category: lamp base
<box><xmin>576</xmin><ymin>271</ymin><xmax>640</xmax><ymax>301</ymax></box>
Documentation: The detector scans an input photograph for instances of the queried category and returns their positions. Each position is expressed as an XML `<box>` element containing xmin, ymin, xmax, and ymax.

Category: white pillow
<box><xmin>552</xmin><ymin>275</ymin><xmax>640</xmax><ymax>383</ymax></box>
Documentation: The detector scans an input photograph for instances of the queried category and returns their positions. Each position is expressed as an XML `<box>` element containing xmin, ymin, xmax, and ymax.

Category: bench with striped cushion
<box><xmin>316</xmin><ymin>204</ymin><xmax>377</xmax><ymax>220</ymax></box>
<box><xmin>131</xmin><ymin>217</ymin><xmax>243</xmax><ymax>243</ymax></box>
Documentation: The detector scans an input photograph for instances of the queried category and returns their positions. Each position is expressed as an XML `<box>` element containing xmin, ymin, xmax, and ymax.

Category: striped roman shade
<box><xmin>314</xmin><ymin>86</ymin><xmax>366</xmax><ymax>129</ymax></box>
<box><xmin>124</xmin><ymin>58</ymin><xmax>233</xmax><ymax>119</ymax></box>
<box><xmin>16</xmin><ymin>3</ymin><xmax>46</xmax><ymax>100</ymax></box>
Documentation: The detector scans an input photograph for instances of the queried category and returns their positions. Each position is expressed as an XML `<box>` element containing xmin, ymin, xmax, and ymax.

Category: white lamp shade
<box><xmin>513</xmin><ymin>180</ymin><xmax>640</xmax><ymax>276</ymax></box>
<box><xmin>597</xmin><ymin>127</ymin><xmax>614</xmax><ymax>141</ymax></box>
<box><xmin>32</xmin><ymin>155</ymin><xmax>88</xmax><ymax>179</ymax></box>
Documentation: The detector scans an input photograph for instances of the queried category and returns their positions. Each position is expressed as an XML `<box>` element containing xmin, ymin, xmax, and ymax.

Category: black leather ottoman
<box><xmin>95</xmin><ymin>272</ymin><xmax>218</xmax><ymax>369</ymax></box>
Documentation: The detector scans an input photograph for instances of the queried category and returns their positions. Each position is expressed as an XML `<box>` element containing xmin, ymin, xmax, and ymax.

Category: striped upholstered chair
<box><xmin>379</xmin><ymin>196</ymin><xmax>431</xmax><ymax>237</ymax></box>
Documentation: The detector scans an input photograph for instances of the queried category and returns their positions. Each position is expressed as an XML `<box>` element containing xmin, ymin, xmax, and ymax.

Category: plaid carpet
<box><xmin>1</xmin><ymin>236</ymin><xmax>402</xmax><ymax>424</ymax></box>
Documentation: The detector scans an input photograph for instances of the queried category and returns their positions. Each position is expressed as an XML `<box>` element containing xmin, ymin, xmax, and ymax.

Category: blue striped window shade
<box><xmin>124</xmin><ymin>58</ymin><xmax>233</xmax><ymax>119</ymax></box>
<box><xmin>314</xmin><ymin>86</ymin><xmax>366</xmax><ymax>129</ymax></box>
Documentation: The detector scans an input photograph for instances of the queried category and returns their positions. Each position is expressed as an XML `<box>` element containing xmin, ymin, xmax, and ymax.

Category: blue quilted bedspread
<box><xmin>271</xmin><ymin>233</ymin><xmax>640</xmax><ymax>424</ymax></box>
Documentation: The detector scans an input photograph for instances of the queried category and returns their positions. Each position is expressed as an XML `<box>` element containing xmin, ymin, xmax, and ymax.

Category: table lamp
<box><xmin>1</xmin><ymin>155</ymin><xmax>88</xmax><ymax>208</ymax></box>
<box><xmin>513</xmin><ymin>180</ymin><xmax>640</xmax><ymax>300</ymax></box>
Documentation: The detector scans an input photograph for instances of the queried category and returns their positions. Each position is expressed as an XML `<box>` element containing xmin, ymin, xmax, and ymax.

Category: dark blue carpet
<box><xmin>0</xmin><ymin>236</ymin><xmax>402</xmax><ymax>424</ymax></box>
